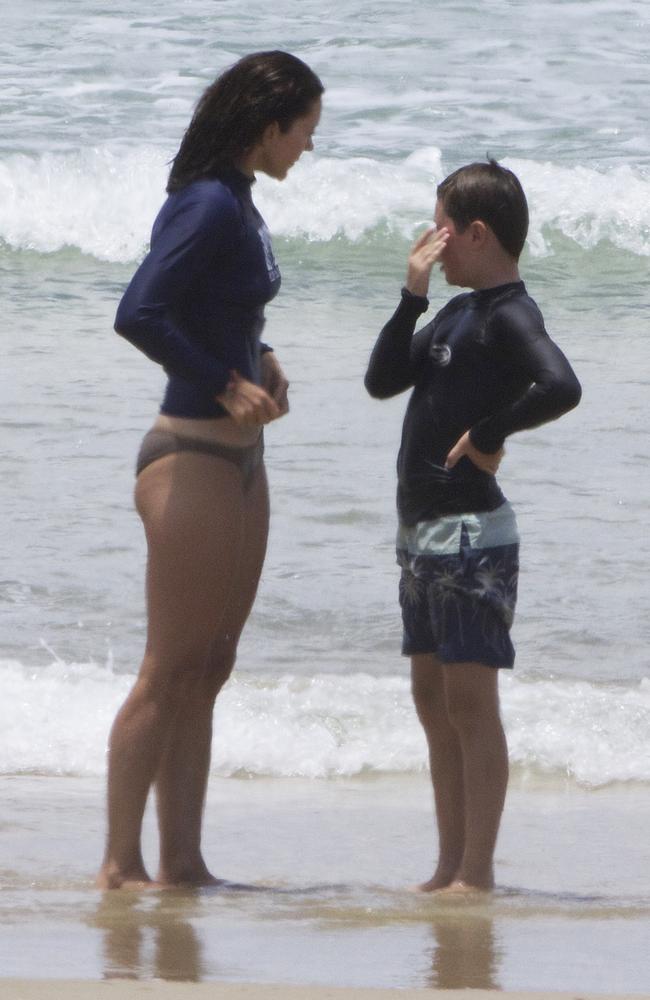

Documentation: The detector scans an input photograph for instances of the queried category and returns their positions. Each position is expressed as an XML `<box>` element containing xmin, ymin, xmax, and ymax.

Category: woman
<box><xmin>98</xmin><ymin>51</ymin><xmax>324</xmax><ymax>889</ymax></box>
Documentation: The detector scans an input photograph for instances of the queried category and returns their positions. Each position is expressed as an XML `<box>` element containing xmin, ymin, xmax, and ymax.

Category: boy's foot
<box><xmin>411</xmin><ymin>867</ymin><xmax>459</xmax><ymax>892</ymax></box>
<box><xmin>156</xmin><ymin>872</ymin><xmax>225</xmax><ymax>889</ymax></box>
<box><xmin>156</xmin><ymin>859</ymin><xmax>225</xmax><ymax>888</ymax></box>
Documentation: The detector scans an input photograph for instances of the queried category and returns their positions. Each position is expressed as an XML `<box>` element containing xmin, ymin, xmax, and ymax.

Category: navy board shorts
<box><xmin>397</xmin><ymin>502</ymin><xmax>520</xmax><ymax>669</ymax></box>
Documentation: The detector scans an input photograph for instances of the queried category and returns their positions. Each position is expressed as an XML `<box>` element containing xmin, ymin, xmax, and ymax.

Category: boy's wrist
<box><xmin>404</xmin><ymin>275</ymin><xmax>430</xmax><ymax>298</ymax></box>
<box><xmin>469</xmin><ymin>426</ymin><xmax>504</xmax><ymax>454</ymax></box>
<box><xmin>401</xmin><ymin>286</ymin><xmax>429</xmax><ymax>312</ymax></box>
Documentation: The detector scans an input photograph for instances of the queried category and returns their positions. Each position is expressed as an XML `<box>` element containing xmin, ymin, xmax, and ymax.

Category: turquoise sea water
<box><xmin>1</xmin><ymin>2</ymin><xmax>649</xmax><ymax>990</ymax></box>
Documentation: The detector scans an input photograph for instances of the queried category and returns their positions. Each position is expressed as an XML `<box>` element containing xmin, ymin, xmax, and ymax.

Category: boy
<box><xmin>365</xmin><ymin>160</ymin><xmax>581</xmax><ymax>893</ymax></box>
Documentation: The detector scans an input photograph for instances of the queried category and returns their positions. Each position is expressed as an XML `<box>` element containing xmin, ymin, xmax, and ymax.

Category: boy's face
<box><xmin>434</xmin><ymin>199</ymin><xmax>474</xmax><ymax>287</ymax></box>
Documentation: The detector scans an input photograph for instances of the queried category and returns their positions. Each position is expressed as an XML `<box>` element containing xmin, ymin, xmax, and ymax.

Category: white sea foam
<box><xmin>3</xmin><ymin>658</ymin><xmax>649</xmax><ymax>785</ymax></box>
<box><xmin>1</xmin><ymin>146</ymin><xmax>649</xmax><ymax>262</ymax></box>
<box><xmin>506</xmin><ymin>157</ymin><xmax>650</xmax><ymax>257</ymax></box>
<box><xmin>0</xmin><ymin>147</ymin><xmax>167</xmax><ymax>262</ymax></box>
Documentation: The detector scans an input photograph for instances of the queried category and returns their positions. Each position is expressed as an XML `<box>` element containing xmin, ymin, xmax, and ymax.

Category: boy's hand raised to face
<box><xmin>445</xmin><ymin>430</ymin><xmax>504</xmax><ymax>476</ymax></box>
<box><xmin>406</xmin><ymin>226</ymin><xmax>450</xmax><ymax>298</ymax></box>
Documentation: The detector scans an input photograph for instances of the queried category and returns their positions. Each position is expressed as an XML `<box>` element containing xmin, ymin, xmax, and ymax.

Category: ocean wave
<box><xmin>1</xmin><ymin>146</ymin><xmax>649</xmax><ymax>262</ymax></box>
<box><xmin>2</xmin><ymin>658</ymin><xmax>649</xmax><ymax>785</ymax></box>
<box><xmin>0</xmin><ymin>147</ymin><xmax>168</xmax><ymax>263</ymax></box>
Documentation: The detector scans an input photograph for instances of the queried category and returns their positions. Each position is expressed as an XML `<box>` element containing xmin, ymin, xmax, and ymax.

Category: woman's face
<box><xmin>256</xmin><ymin>98</ymin><xmax>322</xmax><ymax>180</ymax></box>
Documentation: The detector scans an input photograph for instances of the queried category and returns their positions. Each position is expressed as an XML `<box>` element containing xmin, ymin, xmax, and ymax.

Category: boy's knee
<box><xmin>411</xmin><ymin>674</ymin><xmax>448</xmax><ymax>731</ymax></box>
<box><xmin>445</xmin><ymin>682</ymin><xmax>499</xmax><ymax>735</ymax></box>
<box><xmin>445</xmin><ymin>694</ymin><xmax>479</xmax><ymax>734</ymax></box>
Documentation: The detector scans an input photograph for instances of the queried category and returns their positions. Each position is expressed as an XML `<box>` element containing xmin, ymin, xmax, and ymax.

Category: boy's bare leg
<box><xmin>411</xmin><ymin>654</ymin><xmax>465</xmax><ymax>890</ymax></box>
<box><xmin>441</xmin><ymin>661</ymin><xmax>508</xmax><ymax>891</ymax></box>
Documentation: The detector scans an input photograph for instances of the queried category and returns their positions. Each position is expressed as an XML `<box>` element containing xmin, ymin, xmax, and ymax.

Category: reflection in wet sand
<box><xmin>427</xmin><ymin>911</ymin><xmax>500</xmax><ymax>990</ymax></box>
<box><xmin>91</xmin><ymin>892</ymin><xmax>205</xmax><ymax>982</ymax></box>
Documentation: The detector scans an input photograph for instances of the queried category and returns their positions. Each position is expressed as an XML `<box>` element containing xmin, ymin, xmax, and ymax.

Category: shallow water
<box><xmin>1</xmin><ymin>775</ymin><xmax>649</xmax><ymax>992</ymax></box>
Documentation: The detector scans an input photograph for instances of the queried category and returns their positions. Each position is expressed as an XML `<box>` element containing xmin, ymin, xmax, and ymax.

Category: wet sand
<box><xmin>1</xmin><ymin>774</ymin><xmax>649</xmax><ymax>994</ymax></box>
<box><xmin>0</xmin><ymin>982</ymin><xmax>646</xmax><ymax>1000</ymax></box>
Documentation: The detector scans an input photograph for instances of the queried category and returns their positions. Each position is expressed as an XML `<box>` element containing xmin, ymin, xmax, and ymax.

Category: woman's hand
<box><xmin>445</xmin><ymin>430</ymin><xmax>504</xmax><ymax>476</ymax></box>
<box><xmin>215</xmin><ymin>371</ymin><xmax>281</xmax><ymax>425</ymax></box>
<box><xmin>260</xmin><ymin>351</ymin><xmax>290</xmax><ymax>416</ymax></box>
<box><xmin>406</xmin><ymin>226</ymin><xmax>450</xmax><ymax>298</ymax></box>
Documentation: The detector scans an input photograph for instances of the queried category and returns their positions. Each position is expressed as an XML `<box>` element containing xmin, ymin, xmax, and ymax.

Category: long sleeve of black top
<box><xmin>364</xmin><ymin>282</ymin><xmax>582</xmax><ymax>523</ymax></box>
<box><xmin>365</xmin><ymin>285</ymin><xmax>582</xmax><ymax>451</ymax></box>
<box><xmin>364</xmin><ymin>288</ymin><xmax>431</xmax><ymax>399</ymax></box>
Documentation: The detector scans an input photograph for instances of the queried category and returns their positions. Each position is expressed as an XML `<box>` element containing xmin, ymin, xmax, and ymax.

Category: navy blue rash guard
<box><xmin>365</xmin><ymin>282</ymin><xmax>582</xmax><ymax>526</ymax></box>
<box><xmin>114</xmin><ymin>170</ymin><xmax>281</xmax><ymax>418</ymax></box>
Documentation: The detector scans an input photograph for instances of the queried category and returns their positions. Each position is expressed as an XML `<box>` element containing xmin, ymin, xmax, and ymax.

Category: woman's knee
<box><xmin>178</xmin><ymin>635</ymin><xmax>238</xmax><ymax>702</ymax></box>
<box><xmin>138</xmin><ymin>641</ymin><xmax>218</xmax><ymax>699</ymax></box>
<box><xmin>201</xmin><ymin>635</ymin><xmax>238</xmax><ymax>697</ymax></box>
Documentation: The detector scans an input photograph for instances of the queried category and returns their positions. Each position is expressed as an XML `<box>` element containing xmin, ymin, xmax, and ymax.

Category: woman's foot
<box><xmin>435</xmin><ymin>867</ymin><xmax>495</xmax><ymax>895</ymax></box>
<box><xmin>96</xmin><ymin>861</ymin><xmax>154</xmax><ymax>890</ymax></box>
<box><xmin>436</xmin><ymin>879</ymin><xmax>492</xmax><ymax>895</ymax></box>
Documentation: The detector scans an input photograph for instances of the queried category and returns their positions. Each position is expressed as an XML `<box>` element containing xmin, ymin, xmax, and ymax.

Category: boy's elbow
<box><xmin>364</xmin><ymin>372</ymin><xmax>380</xmax><ymax>397</ymax></box>
<box><xmin>540</xmin><ymin>369</ymin><xmax>582</xmax><ymax>417</ymax></box>
<box><xmin>560</xmin><ymin>373</ymin><xmax>582</xmax><ymax>413</ymax></box>
<box><xmin>364</xmin><ymin>371</ymin><xmax>391</xmax><ymax>399</ymax></box>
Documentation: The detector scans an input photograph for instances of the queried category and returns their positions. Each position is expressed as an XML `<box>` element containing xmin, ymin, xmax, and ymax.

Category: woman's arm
<box><xmin>260</xmin><ymin>350</ymin><xmax>289</xmax><ymax>414</ymax></box>
<box><xmin>114</xmin><ymin>187</ymin><xmax>239</xmax><ymax>397</ymax></box>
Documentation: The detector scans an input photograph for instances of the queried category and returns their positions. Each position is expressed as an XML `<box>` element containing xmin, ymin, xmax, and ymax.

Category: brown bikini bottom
<box><xmin>135</xmin><ymin>429</ymin><xmax>264</xmax><ymax>491</ymax></box>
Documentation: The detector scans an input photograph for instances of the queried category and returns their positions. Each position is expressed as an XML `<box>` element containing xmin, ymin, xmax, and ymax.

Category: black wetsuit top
<box><xmin>365</xmin><ymin>282</ymin><xmax>582</xmax><ymax>526</ymax></box>
<box><xmin>114</xmin><ymin>170</ymin><xmax>281</xmax><ymax>418</ymax></box>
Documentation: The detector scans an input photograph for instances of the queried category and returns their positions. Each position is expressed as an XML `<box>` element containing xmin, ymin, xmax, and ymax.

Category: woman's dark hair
<box><xmin>436</xmin><ymin>159</ymin><xmax>529</xmax><ymax>259</ymax></box>
<box><xmin>167</xmin><ymin>51</ymin><xmax>324</xmax><ymax>192</ymax></box>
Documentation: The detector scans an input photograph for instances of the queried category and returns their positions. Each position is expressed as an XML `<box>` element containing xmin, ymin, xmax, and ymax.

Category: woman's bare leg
<box><xmin>97</xmin><ymin>453</ymin><xmax>250</xmax><ymax>889</ymax></box>
<box><xmin>411</xmin><ymin>654</ymin><xmax>465</xmax><ymax>890</ymax></box>
<box><xmin>441</xmin><ymin>661</ymin><xmax>508</xmax><ymax>891</ymax></box>
<box><xmin>154</xmin><ymin>466</ymin><xmax>270</xmax><ymax>885</ymax></box>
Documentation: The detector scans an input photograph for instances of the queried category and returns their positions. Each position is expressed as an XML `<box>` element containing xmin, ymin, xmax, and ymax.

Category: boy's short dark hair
<box><xmin>436</xmin><ymin>159</ymin><xmax>529</xmax><ymax>259</ymax></box>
